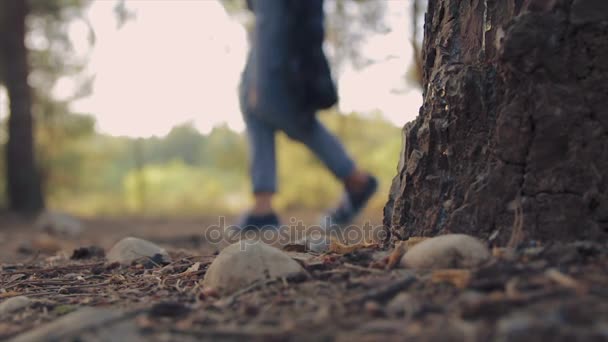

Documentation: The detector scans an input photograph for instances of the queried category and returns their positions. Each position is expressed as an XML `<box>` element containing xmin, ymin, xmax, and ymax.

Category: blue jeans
<box><xmin>240</xmin><ymin>66</ymin><xmax>355</xmax><ymax>193</ymax></box>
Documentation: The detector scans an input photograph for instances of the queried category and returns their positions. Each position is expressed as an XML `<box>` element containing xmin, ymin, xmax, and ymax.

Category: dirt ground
<box><xmin>1</xmin><ymin>213</ymin><xmax>607</xmax><ymax>341</ymax></box>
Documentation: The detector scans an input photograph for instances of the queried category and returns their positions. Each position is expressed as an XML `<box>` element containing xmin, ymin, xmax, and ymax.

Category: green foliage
<box><xmin>0</xmin><ymin>0</ymin><xmax>95</xmax><ymax>210</ymax></box>
<box><xmin>41</xmin><ymin>111</ymin><xmax>400</xmax><ymax>217</ymax></box>
<box><xmin>203</xmin><ymin>124</ymin><xmax>248</xmax><ymax>171</ymax></box>
<box><xmin>144</xmin><ymin>123</ymin><xmax>205</xmax><ymax>166</ymax></box>
<box><xmin>122</xmin><ymin>161</ymin><xmax>248</xmax><ymax>216</ymax></box>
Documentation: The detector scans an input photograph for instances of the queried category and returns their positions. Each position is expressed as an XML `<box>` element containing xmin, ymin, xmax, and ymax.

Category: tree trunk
<box><xmin>384</xmin><ymin>0</ymin><xmax>608</xmax><ymax>246</ymax></box>
<box><xmin>0</xmin><ymin>0</ymin><xmax>44</xmax><ymax>214</ymax></box>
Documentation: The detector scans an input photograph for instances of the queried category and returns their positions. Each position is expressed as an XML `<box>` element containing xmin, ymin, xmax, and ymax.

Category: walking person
<box><xmin>238</xmin><ymin>0</ymin><xmax>377</xmax><ymax>230</ymax></box>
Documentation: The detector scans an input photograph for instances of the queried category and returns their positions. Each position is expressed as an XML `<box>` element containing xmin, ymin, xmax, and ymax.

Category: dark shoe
<box><xmin>226</xmin><ymin>212</ymin><xmax>281</xmax><ymax>242</ymax></box>
<box><xmin>237</xmin><ymin>212</ymin><xmax>281</xmax><ymax>231</ymax></box>
<box><xmin>322</xmin><ymin>175</ymin><xmax>378</xmax><ymax>228</ymax></box>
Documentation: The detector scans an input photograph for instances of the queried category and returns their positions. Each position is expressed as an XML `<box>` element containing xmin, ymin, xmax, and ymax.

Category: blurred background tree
<box><xmin>0</xmin><ymin>0</ymin><xmax>94</xmax><ymax>214</ymax></box>
<box><xmin>0</xmin><ymin>0</ymin><xmax>45</xmax><ymax>214</ymax></box>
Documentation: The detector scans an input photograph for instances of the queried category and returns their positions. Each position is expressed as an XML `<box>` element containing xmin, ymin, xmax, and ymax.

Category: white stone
<box><xmin>400</xmin><ymin>234</ymin><xmax>491</xmax><ymax>269</ymax></box>
<box><xmin>203</xmin><ymin>240</ymin><xmax>305</xmax><ymax>295</ymax></box>
<box><xmin>36</xmin><ymin>211</ymin><xmax>83</xmax><ymax>237</ymax></box>
<box><xmin>106</xmin><ymin>237</ymin><xmax>171</xmax><ymax>264</ymax></box>
<box><xmin>0</xmin><ymin>296</ymin><xmax>31</xmax><ymax>316</ymax></box>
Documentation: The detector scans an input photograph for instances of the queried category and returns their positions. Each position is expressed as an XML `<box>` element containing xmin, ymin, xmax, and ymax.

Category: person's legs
<box><xmin>245</xmin><ymin>113</ymin><xmax>277</xmax><ymax>195</ymax></box>
<box><xmin>241</xmin><ymin>112</ymin><xmax>281</xmax><ymax>228</ymax></box>
<box><xmin>242</xmin><ymin>67</ymin><xmax>376</xmax><ymax>227</ymax></box>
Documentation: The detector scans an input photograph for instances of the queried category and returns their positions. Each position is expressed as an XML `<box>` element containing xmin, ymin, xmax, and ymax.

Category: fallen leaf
<box><xmin>174</xmin><ymin>317</ymin><xmax>195</xmax><ymax>330</ymax></box>
<box><xmin>183</xmin><ymin>262</ymin><xmax>201</xmax><ymax>274</ymax></box>
<box><xmin>0</xmin><ymin>291</ymin><xmax>21</xmax><ymax>299</ymax></box>
<box><xmin>431</xmin><ymin>269</ymin><xmax>472</xmax><ymax>288</ymax></box>
<box><xmin>492</xmin><ymin>247</ymin><xmax>508</xmax><ymax>258</ymax></box>
<box><xmin>329</xmin><ymin>237</ymin><xmax>377</xmax><ymax>254</ymax></box>
<box><xmin>545</xmin><ymin>268</ymin><xmax>587</xmax><ymax>294</ymax></box>
<box><xmin>288</xmin><ymin>252</ymin><xmax>325</xmax><ymax>269</ymax></box>
<box><xmin>386</xmin><ymin>241</ymin><xmax>408</xmax><ymax>270</ymax></box>
<box><xmin>405</xmin><ymin>237</ymin><xmax>429</xmax><ymax>248</ymax></box>
<box><xmin>505</xmin><ymin>277</ymin><xmax>524</xmax><ymax>299</ymax></box>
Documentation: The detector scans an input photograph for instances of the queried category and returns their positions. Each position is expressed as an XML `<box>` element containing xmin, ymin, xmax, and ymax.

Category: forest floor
<box><xmin>1</xmin><ymin>214</ymin><xmax>607</xmax><ymax>341</ymax></box>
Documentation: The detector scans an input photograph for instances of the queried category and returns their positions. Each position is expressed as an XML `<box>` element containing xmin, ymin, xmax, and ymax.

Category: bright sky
<box><xmin>51</xmin><ymin>0</ymin><xmax>422</xmax><ymax>137</ymax></box>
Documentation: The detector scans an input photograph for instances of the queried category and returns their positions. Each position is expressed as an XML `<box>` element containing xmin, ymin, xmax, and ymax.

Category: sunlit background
<box><xmin>0</xmin><ymin>0</ymin><xmax>423</xmax><ymax>218</ymax></box>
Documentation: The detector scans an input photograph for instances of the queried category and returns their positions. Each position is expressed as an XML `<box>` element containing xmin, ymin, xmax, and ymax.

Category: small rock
<box><xmin>106</xmin><ymin>237</ymin><xmax>171</xmax><ymax>265</ymax></box>
<box><xmin>36</xmin><ymin>211</ymin><xmax>83</xmax><ymax>237</ymax></box>
<box><xmin>71</xmin><ymin>246</ymin><xmax>105</xmax><ymax>260</ymax></box>
<box><xmin>0</xmin><ymin>296</ymin><xmax>31</xmax><ymax>316</ymax></box>
<box><xmin>149</xmin><ymin>302</ymin><xmax>190</xmax><ymax>318</ymax></box>
<box><xmin>400</xmin><ymin>234</ymin><xmax>491</xmax><ymax>269</ymax></box>
<box><xmin>203</xmin><ymin>240</ymin><xmax>305</xmax><ymax>295</ymax></box>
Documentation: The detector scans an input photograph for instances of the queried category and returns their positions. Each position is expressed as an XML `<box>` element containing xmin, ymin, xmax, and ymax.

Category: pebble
<box><xmin>106</xmin><ymin>237</ymin><xmax>171</xmax><ymax>265</ymax></box>
<box><xmin>203</xmin><ymin>240</ymin><xmax>305</xmax><ymax>295</ymax></box>
<box><xmin>400</xmin><ymin>234</ymin><xmax>491</xmax><ymax>269</ymax></box>
<box><xmin>0</xmin><ymin>296</ymin><xmax>31</xmax><ymax>316</ymax></box>
<box><xmin>36</xmin><ymin>211</ymin><xmax>84</xmax><ymax>237</ymax></box>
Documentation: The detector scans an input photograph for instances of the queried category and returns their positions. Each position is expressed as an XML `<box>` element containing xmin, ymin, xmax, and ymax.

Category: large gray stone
<box><xmin>203</xmin><ymin>240</ymin><xmax>305</xmax><ymax>295</ymax></box>
<box><xmin>106</xmin><ymin>237</ymin><xmax>171</xmax><ymax>265</ymax></box>
<box><xmin>400</xmin><ymin>234</ymin><xmax>491</xmax><ymax>269</ymax></box>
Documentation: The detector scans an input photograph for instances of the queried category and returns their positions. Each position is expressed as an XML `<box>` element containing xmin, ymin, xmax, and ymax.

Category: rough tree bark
<box><xmin>0</xmin><ymin>0</ymin><xmax>45</xmax><ymax>214</ymax></box>
<box><xmin>385</xmin><ymin>0</ymin><xmax>608</xmax><ymax>245</ymax></box>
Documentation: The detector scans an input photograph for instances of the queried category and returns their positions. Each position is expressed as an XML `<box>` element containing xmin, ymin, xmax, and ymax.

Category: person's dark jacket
<box><xmin>242</xmin><ymin>0</ymin><xmax>337</xmax><ymax>120</ymax></box>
